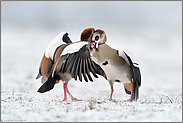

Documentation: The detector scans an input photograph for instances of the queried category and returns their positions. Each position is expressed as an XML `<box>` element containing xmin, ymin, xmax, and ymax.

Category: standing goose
<box><xmin>80</xmin><ymin>28</ymin><xmax>141</xmax><ymax>101</ymax></box>
<box><xmin>36</xmin><ymin>30</ymin><xmax>107</xmax><ymax>101</ymax></box>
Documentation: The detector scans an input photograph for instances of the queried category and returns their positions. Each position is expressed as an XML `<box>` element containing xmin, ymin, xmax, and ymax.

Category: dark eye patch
<box><xmin>95</xmin><ymin>36</ymin><xmax>99</xmax><ymax>41</ymax></box>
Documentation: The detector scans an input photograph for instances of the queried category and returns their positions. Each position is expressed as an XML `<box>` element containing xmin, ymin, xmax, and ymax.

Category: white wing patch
<box><xmin>61</xmin><ymin>41</ymin><xmax>88</xmax><ymax>56</ymax></box>
<box><xmin>45</xmin><ymin>32</ymin><xmax>67</xmax><ymax>59</ymax></box>
<box><xmin>118</xmin><ymin>50</ymin><xmax>130</xmax><ymax>66</ymax></box>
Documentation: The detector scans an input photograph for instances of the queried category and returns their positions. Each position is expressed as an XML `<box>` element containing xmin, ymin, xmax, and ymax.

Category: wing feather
<box><xmin>82</xmin><ymin>59</ymin><xmax>88</xmax><ymax>82</ymax></box>
<box><xmin>78</xmin><ymin>59</ymin><xmax>83</xmax><ymax>81</ymax></box>
<box><xmin>66</xmin><ymin>54</ymin><xmax>77</xmax><ymax>73</ymax></box>
<box><xmin>52</xmin><ymin>42</ymin><xmax>106</xmax><ymax>83</ymax></box>
<box><xmin>85</xmin><ymin>58</ymin><xmax>93</xmax><ymax>82</ymax></box>
<box><xmin>64</xmin><ymin>54</ymin><xmax>75</xmax><ymax>73</ymax></box>
<box><xmin>74</xmin><ymin>58</ymin><xmax>81</xmax><ymax>81</ymax></box>
<box><xmin>88</xmin><ymin>58</ymin><xmax>98</xmax><ymax>78</ymax></box>
<box><xmin>70</xmin><ymin>55</ymin><xmax>79</xmax><ymax>78</ymax></box>
<box><xmin>92</xmin><ymin>61</ymin><xmax>107</xmax><ymax>80</ymax></box>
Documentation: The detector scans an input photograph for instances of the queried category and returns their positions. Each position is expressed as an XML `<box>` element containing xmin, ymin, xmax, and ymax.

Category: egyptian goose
<box><xmin>80</xmin><ymin>28</ymin><xmax>141</xmax><ymax>101</ymax></box>
<box><xmin>36</xmin><ymin>31</ymin><xmax>106</xmax><ymax>101</ymax></box>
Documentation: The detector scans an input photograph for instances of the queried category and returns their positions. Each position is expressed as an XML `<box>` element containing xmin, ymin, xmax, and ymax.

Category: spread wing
<box><xmin>52</xmin><ymin>42</ymin><xmax>107</xmax><ymax>82</ymax></box>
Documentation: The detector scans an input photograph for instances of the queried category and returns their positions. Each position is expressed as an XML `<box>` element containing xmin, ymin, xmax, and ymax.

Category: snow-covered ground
<box><xmin>1</xmin><ymin>24</ymin><xmax>182</xmax><ymax>122</ymax></box>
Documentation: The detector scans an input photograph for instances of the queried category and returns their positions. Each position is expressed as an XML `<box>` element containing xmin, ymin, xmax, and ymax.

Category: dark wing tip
<box><xmin>88</xmin><ymin>58</ymin><xmax>98</xmax><ymax>78</ymax></box>
<box><xmin>62</xmin><ymin>32</ymin><xmax>72</xmax><ymax>43</ymax></box>
<box><xmin>36</xmin><ymin>73</ymin><xmax>41</xmax><ymax>79</ymax></box>
<box><xmin>123</xmin><ymin>51</ymin><xmax>141</xmax><ymax>86</ymax></box>
<box><xmin>92</xmin><ymin>61</ymin><xmax>107</xmax><ymax>80</ymax></box>
<box><xmin>129</xmin><ymin>67</ymin><xmax>141</xmax><ymax>101</ymax></box>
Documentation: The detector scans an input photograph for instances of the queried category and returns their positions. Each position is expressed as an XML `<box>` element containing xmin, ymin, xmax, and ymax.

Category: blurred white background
<box><xmin>1</xmin><ymin>1</ymin><xmax>182</xmax><ymax>121</ymax></box>
<box><xmin>2</xmin><ymin>0</ymin><xmax>181</xmax><ymax>95</ymax></box>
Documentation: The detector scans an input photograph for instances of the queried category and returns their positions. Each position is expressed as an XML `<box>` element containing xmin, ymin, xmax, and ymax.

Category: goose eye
<box><xmin>95</xmin><ymin>36</ymin><xmax>99</xmax><ymax>41</ymax></box>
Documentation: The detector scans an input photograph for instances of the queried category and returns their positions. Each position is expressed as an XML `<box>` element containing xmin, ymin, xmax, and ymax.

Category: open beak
<box><xmin>90</xmin><ymin>41</ymin><xmax>96</xmax><ymax>49</ymax></box>
<box><xmin>90</xmin><ymin>41</ymin><xmax>99</xmax><ymax>49</ymax></box>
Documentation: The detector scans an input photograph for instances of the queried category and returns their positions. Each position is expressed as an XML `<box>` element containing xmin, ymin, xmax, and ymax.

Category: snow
<box><xmin>1</xmin><ymin>22</ymin><xmax>181</xmax><ymax>122</ymax></box>
<box><xmin>1</xmin><ymin>92</ymin><xmax>182</xmax><ymax>122</ymax></box>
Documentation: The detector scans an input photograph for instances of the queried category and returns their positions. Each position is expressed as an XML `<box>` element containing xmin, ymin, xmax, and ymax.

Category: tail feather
<box><xmin>37</xmin><ymin>76</ymin><xmax>57</xmax><ymax>93</ymax></box>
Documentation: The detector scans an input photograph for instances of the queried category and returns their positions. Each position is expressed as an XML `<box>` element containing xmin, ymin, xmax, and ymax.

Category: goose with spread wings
<box><xmin>36</xmin><ymin>31</ymin><xmax>107</xmax><ymax>101</ymax></box>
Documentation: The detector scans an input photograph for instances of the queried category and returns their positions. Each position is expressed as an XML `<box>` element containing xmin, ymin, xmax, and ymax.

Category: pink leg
<box><xmin>62</xmin><ymin>83</ymin><xmax>67</xmax><ymax>101</ymax></box>
<box><xmin>109</xmin><ymin>86</ymin><xmax>114</xmax><ymax>100</ymax></box>
<box><xmin>64</xmin><ymin>83</ymin><xmax>82</xmax><ymax>101</ymax></box>
<box><xmin>129</xmin><ymin>83</ymin><xmax>133</xmax><ymax>101</ymax></box>
<box><xmin>66</xmin><ymin>89</ymin><xmax>82</xmax><ymax>101</ymax></box>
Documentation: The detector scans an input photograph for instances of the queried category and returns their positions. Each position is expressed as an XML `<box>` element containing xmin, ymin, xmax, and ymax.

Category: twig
<box><xmin>164</xmin><ymin>95</ymin><xmax>173</xmax><ymax>103</ymax></box>
<box><xmin>161</xmin><ymin>95</ymin><xmax>173</xmax><ymax>103</ymax></box>
<box><xmin>28</xmin><ymin>84</ymin><xmax>33</xmax><ymax>91</ymax></box>
<box><xmin>56</xmin><ymin>95</ymin><xmax>62</xmax><ymax>102</ymax></box>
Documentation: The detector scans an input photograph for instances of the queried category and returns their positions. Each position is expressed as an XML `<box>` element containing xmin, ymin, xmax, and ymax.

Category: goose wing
<box><xmin>52</xmin><ymin>41</ymin><xmax>106</xmax><ymax>82</ymax></box>
<box><xmin>122</xmin><ymin>51</ymin><xmax>141</xmax><ymax>101</ymax></box>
